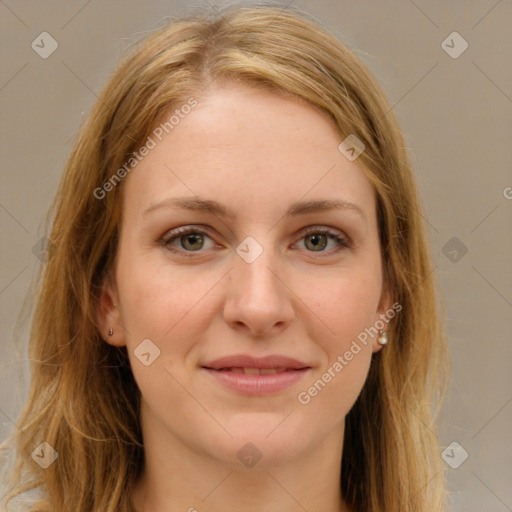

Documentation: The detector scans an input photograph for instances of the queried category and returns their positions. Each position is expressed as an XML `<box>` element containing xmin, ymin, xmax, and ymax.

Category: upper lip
<box><xmin>201</xmin><ymin>354</ymin><xmax>310</xmax><ymax>370</ymax></box>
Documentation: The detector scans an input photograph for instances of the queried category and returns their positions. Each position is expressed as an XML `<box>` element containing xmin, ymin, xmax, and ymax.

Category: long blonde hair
<box><xmin>1</xmin><ymin>4</ymin><xmax>449</xmax><ymax>511</ymax></box>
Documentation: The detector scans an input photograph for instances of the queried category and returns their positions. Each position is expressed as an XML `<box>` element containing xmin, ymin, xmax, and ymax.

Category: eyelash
<box><xmin>159</xmin><ymin>225</ymin><xmax>351</xmax><ymax>259</ymax></box>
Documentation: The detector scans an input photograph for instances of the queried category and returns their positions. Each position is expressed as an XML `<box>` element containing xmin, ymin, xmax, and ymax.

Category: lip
<box><xmin>201</xmin><ymin>354</ymin><xmax>311</xmax><ymax>396</ymax></box>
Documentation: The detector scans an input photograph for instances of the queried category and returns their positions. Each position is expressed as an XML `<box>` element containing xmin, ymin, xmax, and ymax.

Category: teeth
<box><xmin>216</xmin><ymin>367</ymin><xmax>290</xmax><ymax>374</ymax></box>
<box><xmin>242</xmin><ymin>367</ymin><xmax>285</xmax><ymax>375</ymax></box>
<box><xmin>243</xmin><ymin>368</ymin><xmax>261</xmax><ymax>375</ymax></box>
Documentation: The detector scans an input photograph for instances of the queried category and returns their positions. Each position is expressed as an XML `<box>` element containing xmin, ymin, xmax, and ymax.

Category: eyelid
<box><xmin>162</xmin><ymin>225</ymin><xmax>210</xmax><ymax>240</ymax></box>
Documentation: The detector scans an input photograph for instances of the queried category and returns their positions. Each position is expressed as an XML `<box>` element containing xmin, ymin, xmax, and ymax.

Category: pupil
<box><xmin>184</xmin><ymin>234</ymin><xmax>203</xmax><ymax>250</ymax></box>
<box><xmin>307</xmin><ymin>234</ymin><xmax>327</xmax><ymax>251</ymax></box>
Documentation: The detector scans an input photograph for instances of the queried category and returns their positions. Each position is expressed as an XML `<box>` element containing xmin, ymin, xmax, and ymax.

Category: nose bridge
<box><xmin>234</xmin><ymin>233</ymin><xmax>281</xmax><ymax>299</ymax></box>
<box><xmin>223</xmin><ymin>232</ymin><xmax>294</xmax><ymax>335</ymax></box>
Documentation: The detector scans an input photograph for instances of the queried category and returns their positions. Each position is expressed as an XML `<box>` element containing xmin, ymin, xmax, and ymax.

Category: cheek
<box><xmin>116</xmin><ymin>249</ymin><xmax>215</xmax><ymax>340</ymax></box>
<box><xmin>296</xmin><ymin>278</ymin><xmax>377</xmax><ymax>421</ymax></box>
<box><xmin>115</xmin><ymin>251</ymin><xmax>223</xmax><ymax>398</ymax></box>
<box><xmin>306</xmin><ymin>263</ymin><xmax>382</xmax><ymax>344</ymax></box>
<box><xmin>115</xmin><ymin>254</ymin><xmax>211</xmax><ymax>412</ymax></box>
<box><xmin>296</xmin><ymin>265</ymin><xmax>381</xmax><ymax>404</ymax></box>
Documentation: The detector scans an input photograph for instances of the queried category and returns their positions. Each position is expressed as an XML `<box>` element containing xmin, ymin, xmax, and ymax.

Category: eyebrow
<box><xmin>144</xmin><ymin>196</ymin><xmax>366</xmax><ymax>221</ymax></box>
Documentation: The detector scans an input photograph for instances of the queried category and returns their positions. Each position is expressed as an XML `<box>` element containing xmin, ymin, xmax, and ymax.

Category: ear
<box><xmin>372</xmin><ymin>279</ymin><xmax>394</xmax><ymax>354</ymax></box>
<box><xmin>95</xmin><ymin>273</ymin><xmax>126</xmax><ymax>347</ymax></box>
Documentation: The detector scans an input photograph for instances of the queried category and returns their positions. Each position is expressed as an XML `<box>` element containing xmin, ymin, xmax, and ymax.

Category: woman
<box><xmin>1</xmin><ymin>4</ymin><xmax>449</xmax><ymax>511</ymax></box>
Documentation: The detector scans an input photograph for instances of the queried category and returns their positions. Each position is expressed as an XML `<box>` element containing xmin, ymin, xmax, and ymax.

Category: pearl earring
<box><xmin>108</xmin><ymin>327</ymin><xmax>114</xmax><ymax>336</ymax></box>
<box><xmin>377</xmin><ymin>330</ymin><xmax>388</xmax><ymax>345</ymax></box>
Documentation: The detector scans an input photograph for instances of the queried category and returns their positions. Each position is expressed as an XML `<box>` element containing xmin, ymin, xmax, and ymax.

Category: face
<box><xmin>98</xmin><ymin>82</ymin><xmax>391</xmax><ymax>468</ymax></box>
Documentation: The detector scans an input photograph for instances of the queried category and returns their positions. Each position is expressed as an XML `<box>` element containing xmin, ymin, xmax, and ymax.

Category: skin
<box><xmin>97</xmin><ymin>81</ymin><xmax>391</xmax><ymax>512</ymax></box>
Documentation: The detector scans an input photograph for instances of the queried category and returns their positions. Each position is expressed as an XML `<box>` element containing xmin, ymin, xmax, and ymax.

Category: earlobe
<box><xmin>372</xmin><ymin>281</ymin><xmax>394</xmax><ymax>353</ymax></box>
<box><xmin>95</xmin><ymin>274</ymin><xmax>126</xmax><ymax>347</ymax></box>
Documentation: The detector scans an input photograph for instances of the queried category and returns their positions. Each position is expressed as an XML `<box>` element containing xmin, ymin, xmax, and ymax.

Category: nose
<box><xmin>222</xmin><ymin>242</ymin><xmax>295</xmax><ymax>339</ymax></box>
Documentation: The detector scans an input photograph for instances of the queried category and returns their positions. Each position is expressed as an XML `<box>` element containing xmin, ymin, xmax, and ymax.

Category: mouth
<box><xmin>200</xmin><ymin>354</ymin><xmax>311</xmax><ymax>395</ymax></box>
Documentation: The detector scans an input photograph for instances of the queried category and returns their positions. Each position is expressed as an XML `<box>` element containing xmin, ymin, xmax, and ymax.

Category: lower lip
<box><xmin>202</xmin><ymin>368</ymin><xmax>310</xmax><ymax>396</ymax></box>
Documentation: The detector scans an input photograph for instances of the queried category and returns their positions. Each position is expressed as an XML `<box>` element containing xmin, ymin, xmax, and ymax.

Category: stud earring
<box><xmin>108</xmin><ymin>327</ymin><xmax>114</xmax><ymax>336</ymax></box>
<box><xmin>377</xmin><ymin>330</ymin><xmax>388</xmax><ymax>345</ymax></box>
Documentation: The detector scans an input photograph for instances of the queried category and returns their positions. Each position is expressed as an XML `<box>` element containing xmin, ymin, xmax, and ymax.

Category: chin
<box><xmin>213</xmin><ymin>413</ymin><xmax>314</xmax><ymax>468</ymax></box>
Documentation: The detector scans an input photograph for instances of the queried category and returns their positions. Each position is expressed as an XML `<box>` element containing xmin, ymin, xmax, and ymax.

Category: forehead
<box><xmin>121</xmin><ymin>82</ymin><xmax>376</xmax><ymax>223</ymax></box>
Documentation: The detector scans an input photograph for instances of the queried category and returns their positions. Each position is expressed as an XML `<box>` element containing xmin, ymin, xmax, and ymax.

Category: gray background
<box><xmin>1</xmin><ymin>1</ymin><xmax>511</xmax><ymax>510</ymax></box>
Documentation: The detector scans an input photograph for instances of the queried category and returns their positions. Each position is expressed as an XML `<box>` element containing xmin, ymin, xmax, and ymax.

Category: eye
<box><xmin>293</xmin><ymin>226</ymin><xmax>350</xmax><ymax>256</ymax></box>
<box><xmin>160</xmin><ymin>225</ymin><xmax>350</xmax><ymax>258</ymax></box>
<box><xmin>160</xmin><ymin>226</ymin><xmax>215</xmax><ymax>257</ymax></box>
